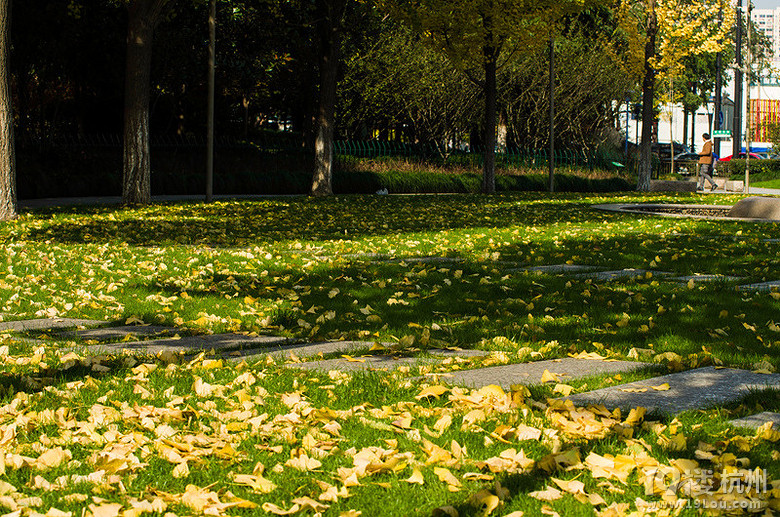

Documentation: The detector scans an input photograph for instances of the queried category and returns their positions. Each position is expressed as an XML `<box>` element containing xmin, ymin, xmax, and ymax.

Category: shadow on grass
<box><xmin>14</xmin><ymin>194</ymin><xmax>675</xmax><ymax>246</ymax></box>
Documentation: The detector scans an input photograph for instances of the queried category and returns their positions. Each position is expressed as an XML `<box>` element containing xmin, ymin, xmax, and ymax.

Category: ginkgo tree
<box><xmin>381</xmin><ymin>0</ymin><xmax>593</xmax><ymax>194</ymax></box>
<box><xmin>629</xmin><ymin>0</ymin><xmax>733</xmax><ymax>190</ymax></box>
<box><xmin>653</xmin><ymin>0</ymin><xmax>733</xmax><ymax>174</ymax></box>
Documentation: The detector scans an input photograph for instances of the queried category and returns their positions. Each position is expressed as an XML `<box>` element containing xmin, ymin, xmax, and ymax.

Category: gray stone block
<box><xmin>649</xmin><ymin>180</ymin><xmax>697</xmax><ymax>192</ymax></box>
<box><xmin>728</xmin><ymin>197</ymin><xmax>780</xmax><ymax>220</ymax></box>
<box><xmin>737</xmin><ymin>281</ymin><xmax>780</xmax><ymax>292</ymax></box>
<box><xmin>287</xmin><ymin>349</ymin><xmax>487</xmax><ymax>373</ymax></box>
<box><xmin>70</xmin><ymin>333</ymin><xmax>291</xmax><ymax>355</ymax></box>
<box><xmin>730</xmin><ymin>411</ymin><xmax>780</xmax><ymax>429</ymax></box>
<box><xmin>670</xmin><ymin>274</ymin><xmax>742</xmax><ymax>284</ymax></box>
<box><xmin>433</xmin><ymin>357</ymin><xmax>651</xmax><ymax>389</ymax></box>
<box><xmin>60</xmin><ymin>325</ymin><xmax>178</xmax><ymax>341</ymax></box>
<box><xmin>573</xmin><ymin>269</ymin><xmax>670</xmax><ymax>281</ymax></box>
<box><xmin>397</xmin><ymin>256</ymin><xmax>464</xmax><ymax>264</ymax></box>
<box><xmin>564</xmin><ymin>366</ymin><xmax>780</xmax><ymax>415</ymax></box>
<box><xmin>521</xmin><ymin>264</ymin><xmax>602</xmax><ymax>274</ymax></box>
<box><xmin>229</xmin><ymin>340</ymin><xmax>384</xmax><ymax>361</ymax></box>
<box><xmin>0</xmin><ymin>318</ymin><xmax>106</xmax><ymax>332</ymax></box>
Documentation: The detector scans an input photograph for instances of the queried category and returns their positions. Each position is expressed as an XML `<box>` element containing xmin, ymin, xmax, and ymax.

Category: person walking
<box><xmin>697</xmin><ymin>133</ymin><xmax>717</xmax><ymax>191</ymax></box>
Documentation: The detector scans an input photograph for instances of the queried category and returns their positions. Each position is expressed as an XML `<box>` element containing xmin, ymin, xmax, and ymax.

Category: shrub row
<box><xmin>724</xmin><ymin>159</ymin><xmax>780</xmax><ymax>180</ymax></box>
<box><xmin>16</xmin><ymin>147</ymin><xmax>633</xmax><ymax>199</ymax></box>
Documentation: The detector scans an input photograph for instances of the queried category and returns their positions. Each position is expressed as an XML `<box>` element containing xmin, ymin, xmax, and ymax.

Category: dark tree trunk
<box><xmin>682</xmin><ymin>108</ymin><xmax>689</xmax><ymax>148</ymax></box>
<box><xmin>311</xmin><ymin>0</ymin><xmax>346</xmax><ymax>197</ymax></box>
<box><xmin>122</xmin><ymin>0</ymin><xmax>169</xmax><ymax>205</ymax></box>
<box><xmin>482</xmin><ymin>46</ymin><xmax>498</xmax><ymax>194</ymax></box>
<box><xmin>638</xmin><ymin>0</ymin><xmax>656</xmax><ymax>191</ymax></box>
<box><xmin>0</xmin><ymin>0</ymin><xmax>16</xmax><ymax>221</ymax></box>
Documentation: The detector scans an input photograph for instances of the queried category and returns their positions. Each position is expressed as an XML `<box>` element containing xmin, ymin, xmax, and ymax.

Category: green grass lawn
<box><xmin>1</xmin><ymin>191</ymin><xmax>779</xmax><ymax>516</ymax></box>
<box><xmin>752</xmin><ymin>179</ymin><xmax>780</xmax><ymax>189</ymax></box>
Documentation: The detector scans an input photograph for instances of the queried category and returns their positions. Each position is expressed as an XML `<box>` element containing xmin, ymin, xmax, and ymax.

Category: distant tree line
<box><xmin>0</xmin><ymin>0</ymin><xmax>745</xmax><ymax>219</ymax></box>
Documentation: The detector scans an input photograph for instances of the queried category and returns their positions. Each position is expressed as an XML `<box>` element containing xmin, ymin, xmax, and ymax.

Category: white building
<box><xmin>753</xmin><ymin>8</ymin><xmax>780</xmax><ymax>64</ymax></box>
<box><xmin>653</xmin><ymin>97</ymin><xmax>735</xmax><ymax>153</ymax></box>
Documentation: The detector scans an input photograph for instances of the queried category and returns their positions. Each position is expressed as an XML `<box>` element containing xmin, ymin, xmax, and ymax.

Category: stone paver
<box><xmin>60</xmin><ymin>325</ymin><xmax>178</xmax><ymax>341</ymax></box>
<box><xmin>288</xmin><ymin>348</ymin><xmax>488</xmax><ymax>372</ymax></box>
<box><xmin>0</xmin><ymin>318</ymin><xmax>106</xmax><ymax>332</ymax></box>
<box><xmin>572</xmin><ymin>269</ymin><xmax>671</xmax><ymax>281</ymax></box>
<box><xmin>671</xmin><ymin>274</ymin><xmax>743</xmax><ymax>283</ymax></box>
<box><xmin>737</xmin><ymin>281</ymin><xmax>780</xmax><ymax>292</ymax></box>
<box><xmin>518</xmin><ymin>264</ymin><xmax>602</xmax><ymax>274</ymax></box>
<box><xmin>228</xmin><ymin>341</ymin><xmax>398</xmax><ymax>362</ymax></box>
<box><xmin>564</xmin><ymin>366</ymin><xmax>780</xmax><ymax>415</ymax></box>
<box><xmin>69</xmin><ymin>333</ymin><xmax>291</xmax><ymax>355</ymax></box>
<box><xmin>397</xmin><ymin>256</ymin><xmax>464</xmax><ymax>264</ymax></box>
<box><xmin>431</xmin><ymin>358</ymin><xmax>651</xmax><ymax>389</ymax></box>
<box><xmin>730</xmin><ymin>412</ymin><xmax>780</xmax><ymax>429</ymax></box>
<box><xmin>339</xmin><ymin>253</ymin><xmax>392</xmax><ymax>260</ymax></box>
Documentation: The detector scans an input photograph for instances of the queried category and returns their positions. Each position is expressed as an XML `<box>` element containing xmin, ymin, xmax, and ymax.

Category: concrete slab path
<box><xmin>431</xmin><ymin>357</ymin><xmax>651</xmax><ymax>389</ymax></box>
<box><xmin>564</xmin><ymin>366</ymin><xmax>780</xmax><ymax>415</ymax></box>
<box><xmin>0</xmin><ymin>318</ymin><xmax>106</xmax><ymax>332</ymax></box>
<box><xmin>730</xmin><ymin>412</ymin><xmax>780</xmax><ymax>429</ymax></box>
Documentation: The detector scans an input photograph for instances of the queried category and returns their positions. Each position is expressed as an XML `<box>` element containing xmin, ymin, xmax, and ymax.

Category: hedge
<box><xmin>16</xmin><ymin>146</ymin><xmax>633</xmax><ymax>199</ymax></box>
<box><xmin>724</xmin><ymin>159</ymin><xmax>780</xmax><ymax>180</ymax></box>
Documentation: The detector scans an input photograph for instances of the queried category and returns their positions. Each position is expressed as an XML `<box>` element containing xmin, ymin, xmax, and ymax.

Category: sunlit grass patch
<box><xmin>0</xmin><ymin>192</ymin><xmax>780</xmax><ymax>514</ymax></box>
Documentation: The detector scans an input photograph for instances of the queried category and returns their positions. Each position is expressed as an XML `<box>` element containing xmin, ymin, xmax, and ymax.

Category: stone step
<box><xmin>286</xmin><ymin>348</ymin><xmax>488</xmax><ymax>372</ymax></box>
<box><xmin>737</xmin><ymin>281</ymin><xmax>780</xmax><ymax>292</ymax></box>
<box><xmin>563</xmin><ymin>366</ymin><xmax>780</xmax><ymax>415</ymax></box>
<box><xmin>60</xmin><ymin>325</ymin><xmax>179</xmax><ymax>342</ymax></box>
<box><xmin>730</xmin><ymin>412</ymin><xmax>780</xmax><ymax>429</ymax></box>
<box><xmin>0</xmin><ymin>318</ymin><xmax>106</xmax><ymax>332</ymax></box>
<box><xmin>229</xmin><ymin>341</ymin><xmax>409</xmax><ymax>362</ymax></box>
<box><xmin>429</xmin><ymin>357</ymin><xmax>651</xmax><ymax>389</ymax></box>
<box><xmin>514</xmin><ymin>264</ymin><xmax>602</xmax><ymax>274</ymax></box>
<box><xmin>670</xmin><ymin>274</ymin><xmax>743</xmax><ymax>284</ymax></box>
<box><xmin>572</xmin><ymin>269</ymin><xmax>672</xmax><ymax>281</ymax></box>
<box><xmin>68</xmin><ymin>333</ymin><xmax>291</xmax><ymax>355</ymax></box>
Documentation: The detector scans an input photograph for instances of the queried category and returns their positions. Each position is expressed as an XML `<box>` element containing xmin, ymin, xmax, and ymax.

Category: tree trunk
<box><xmin>482</xmin><ymin>49</ymin><xmax>497</xmax><ymax>194</ymax></box>
<box><xmin>0</xmin><ymin>0</ymin><xmax>16</xmax><ymax>221</ymax></box>
<box><xmin>638</xmin><ymin>0</ymin><xmax>657</xmax><ymax>191</ymax></box>
<box><xmin>682</xmin><ymin>107</ymin><xmax>689</xmax><ymax>148</ymax></box>
<box><xmin>122</xmin><ymin>0</ymin><xmax>168</xmax><ymax>205</ymax></box>
<box><xmin>311</xmin><ymin>0</ymin><xmax>345</xmax><ymax>197</ymax></box>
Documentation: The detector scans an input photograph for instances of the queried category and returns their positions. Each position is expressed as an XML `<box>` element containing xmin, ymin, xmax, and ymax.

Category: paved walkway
<box><xmin>2</xmin><ymin>316</ymin><xmax>778</xmax><ymax>429</ymax></box>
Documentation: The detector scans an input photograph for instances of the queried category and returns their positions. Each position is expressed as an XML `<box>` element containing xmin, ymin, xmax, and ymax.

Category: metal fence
<box><xmin>334</xmin><ymin>140</ymin><xmax>618</xmax><ymax>170</ymax></box>
<box><xmin>16</xmin><ymin>134</ymin><xmax>622</xmax><ymax>171</ymax></box>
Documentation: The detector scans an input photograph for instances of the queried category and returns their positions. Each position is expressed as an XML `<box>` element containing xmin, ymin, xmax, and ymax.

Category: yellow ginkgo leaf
<box><xmin>540</xmin><ymin>370</ymin><xmax>558</xmax><ymax>383</ymax></box>
<box><xmin>261</xmin><ymin>502</ymin><xmax>301</xmax><ymax>515</ymax></box>
<box><xmin>415</xmin><ymin>385</ymin><xmax>449</xmax><ymax>400</ymax></box>
<box><xmin>553</xmin><ymin>383</ymin><xmax>574</xmax><ymax>396</ymax></box>
<box><xmin>172</xmin><ymin>462</ymin><xmax>189</xmax><ymax>479</ymax></box>
<box><xmin>528</xmin><ymin>485</ymin><xmax>563</xmax><ymax>502</ymax></box>
<box><xmin>469</xmin><ymin>489</ymin><xmax>500</xmax><ymax>515</ymax></box>
<box><xmin>405</xmin><ymin>468</ymin><xmax>425</xmax><ymax>485</ymax></box>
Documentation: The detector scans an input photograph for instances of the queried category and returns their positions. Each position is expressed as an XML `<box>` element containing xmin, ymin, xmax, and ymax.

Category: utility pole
<box><xmin>733</xmin><ymin>0</ymin><xmax>743</xmax><ymax>158</ymax></box>
<box><xmin>745</xmin><ymin>0</ymin><xmax>752</xmax><ymax>193</ymax></box>
<box><xmin>206</xmin><ymin>0</ymin><xmax>216</xmax><ymax>203</ymax></box>
<box><xmin>714</xmin><ymin>42</ymin><xmax>722</xmax><ymax>156</ymax></box>
<box><xmin>548</xmin><ymin>37</ymin><xmax>555</xmax><ymax>193</ymax></box>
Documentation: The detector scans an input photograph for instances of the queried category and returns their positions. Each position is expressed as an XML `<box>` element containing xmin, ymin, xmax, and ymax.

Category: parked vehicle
<box><xmin>652</xmin><ymin>142</ymin><xmax>689</xmax><ymax>159</ymax></box>
<box><xmin>719</xmin><ymin>152</ymin><xmax>764</xmax><ymax>162</ymax></box>
<box><xmin>673</xmin><ymin>152</ymin><xmax>700</xmax><ymax>161</ymax></box>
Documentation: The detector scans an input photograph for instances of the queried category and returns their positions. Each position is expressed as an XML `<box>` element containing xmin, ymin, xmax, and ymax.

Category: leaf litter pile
<box><xmin>1</xmin><ymin>192</ymin><xmax>780</xmax><ymax>515</ymax></box>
